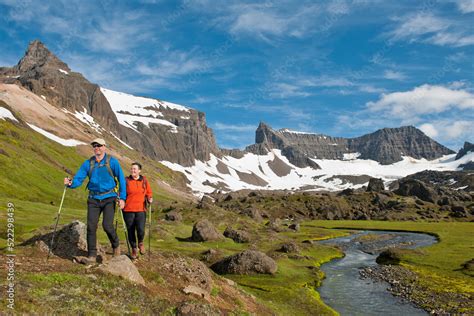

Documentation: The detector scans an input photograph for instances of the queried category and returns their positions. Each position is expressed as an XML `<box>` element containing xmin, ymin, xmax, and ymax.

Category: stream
<box><xmin>317</xmin><ymin>230</ymin><xmax>437</xmax><ymax>316</ymax></box>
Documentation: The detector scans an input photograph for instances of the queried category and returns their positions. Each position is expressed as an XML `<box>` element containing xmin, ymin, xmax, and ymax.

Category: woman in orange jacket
<box><xmin>123</xmin><ymin>162</ymin><xmax>152</xmax><ymax>259</ymax></box>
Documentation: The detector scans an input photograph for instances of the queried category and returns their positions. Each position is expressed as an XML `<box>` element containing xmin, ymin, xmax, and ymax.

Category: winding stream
<box><xmin>318</xmin><ymin>230</ymin><xmax>437</xmax><ymax>316</ymax></box>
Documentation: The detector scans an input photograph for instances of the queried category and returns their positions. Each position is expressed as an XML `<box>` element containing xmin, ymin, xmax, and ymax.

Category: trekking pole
<box><xmin>47</xmin><ymin>179</ymin><xmax>68</xmax><ymax>260</ymax></box>
<box><xmin>118</xmin><ymin>199</ymin><xmax>131</xmax><ymax>257</ymax></box>
<box><xmin>147</xmin><ymin>201</ymin><xmax>152</xmax><ymax>261</ymax></box>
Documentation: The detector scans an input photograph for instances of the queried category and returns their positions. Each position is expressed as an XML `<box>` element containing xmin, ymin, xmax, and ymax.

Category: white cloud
<box><xmin>419</xmin><ymin>120</ymin><xmax>474</xmax><ymax>144</ymax></box>
<box><xmin>383</xmin><ymin>70</ymin><xmax>406</xmax><ymax>81</ymax></box>
<box><xmin>454</xmin><ymin>0</ymin><xmax>474</xmax><ymax>13</ymax></box>
<box><xmin>419</xmin><ymin>123</ymin><xmax>438</xmax><ymax>138</ymax></box>
<box><xmin>213</xmin><ymin>122</ymin><xmax>256</xmax><ymax>132</ymax></box>
<box><xmin>367</xmin><ymin>84</ymin><xmax>474</xmax><ymax>119</ymax></box>
<box><xmin>388</xmin><ymin>13</ymin><xmax>474</xmax><ymax>47</ymax></box>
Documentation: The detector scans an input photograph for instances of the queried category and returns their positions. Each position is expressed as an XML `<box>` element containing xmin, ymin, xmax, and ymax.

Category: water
<box><xmin>318</xmin><ymin>230</ymin><xmax>437</xmax><ymax>316</ymax></box>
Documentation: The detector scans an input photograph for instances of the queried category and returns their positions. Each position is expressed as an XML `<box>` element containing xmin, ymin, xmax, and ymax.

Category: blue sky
<box><xmin>0</xmin><ymin>0</ymin><xmax>473</xmax><ymax>150</ymax></box>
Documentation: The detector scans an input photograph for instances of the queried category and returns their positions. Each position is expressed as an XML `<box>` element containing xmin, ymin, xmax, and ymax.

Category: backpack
<box><xmin>86</xmin><ymin>155</ymin><xmax>118</xmax><ymax>194</ymax></box>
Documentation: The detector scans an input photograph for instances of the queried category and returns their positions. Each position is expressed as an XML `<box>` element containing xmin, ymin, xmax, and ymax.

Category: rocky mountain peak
<box><xmin>456</xmin><ymin>141</ymin><xmax>474</xmax><ymax>160</ymax></box>
<box><xmin>15</xmin><ymin>40</ymin><xmax>70</xmax><ymax>73</ymax></box>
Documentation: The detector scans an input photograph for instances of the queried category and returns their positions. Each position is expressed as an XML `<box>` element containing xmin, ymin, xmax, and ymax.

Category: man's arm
<box><xmin>112</xmin><ymin>158</ymin><xmax>127</xmax><ymax>201</ymax></box>
<box><xmin>69</xmin><ymin>160</ymin><xmax>89</xmax><ymax>189</ymax></box>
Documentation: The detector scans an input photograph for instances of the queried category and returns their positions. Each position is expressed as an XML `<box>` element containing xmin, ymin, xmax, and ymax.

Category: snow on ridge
<box><xmin>58</xmin><ymin>69</ymin><xmax>69</xmax><ymax>75</ymax></box>
<box><xmin>27</xmin><ymin>123</ymin><xmax>86</xmax><ymax>146</ymax></box>
<box><xmin>66</xmin><ymin>107</ymin><xmax>104</xmax><ymax>134</ymax></box>
<box><xmin>0</xmin><ymin>107</ymin><xmax>18</xmax><ymax>122</ymax></box>
<box><xmin>279</xmin><ymin>128</ymin><xmax>317</xmax><ymax>135</ymax></box>
<box><xmin>110</xmin><ymin>132</ymin><xmax>134</xmax><ymax>150</ymax></box>
<box><xmin>161</xmin><ymin>150</ymin><xmax>471</xmax><ymax>197</ymax></box>
<box><xmin>100</xmin><ymin>87</ymin><xmax>189</xmax><ymax>113</ymax></box>
<box><xmin>100</xmin><ymin>87</ymin><xmax>184</xmax><ymax>133</ymax></box>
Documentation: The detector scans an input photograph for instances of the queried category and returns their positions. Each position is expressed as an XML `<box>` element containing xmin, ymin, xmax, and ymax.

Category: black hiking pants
<box><xmin>122</xmin><ymin>211</ymin><xmax>146</xmax><ymax>249</ymax></box>
<box><xmin>87</xmin><ymin>196</ymin><xmax>119</xmax><ymax>256</ymax></box>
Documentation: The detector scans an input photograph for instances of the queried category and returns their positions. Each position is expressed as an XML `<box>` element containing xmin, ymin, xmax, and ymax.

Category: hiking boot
<box><xmin>84</xmin><ymin>256</ymin><xmax>96</xmax><ymax>264</ymax></box>
<box><xmin>131</xmin><ymin>248</ymin><xmax>138</xmax><ymax>259</ymax></box>
<box><xmin>113</xmin><ymin>246</ymin><xmax>121</xmax><ymax>257</ymax></box>
<box><xmin>138</xmin><ymin>242</ymin><xmax>145</xmax><ymax>255</ymax></box>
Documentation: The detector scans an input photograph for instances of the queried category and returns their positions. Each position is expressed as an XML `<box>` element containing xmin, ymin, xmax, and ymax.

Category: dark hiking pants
<box><xmin>123</xmin><ymin>211</ymin><xmax>146</xmax><ymax>249</ymax></box>
<box><xmin>87</xmin><ymin>196</ymin><xmax>119</xmax><ymax>257</ymax></box>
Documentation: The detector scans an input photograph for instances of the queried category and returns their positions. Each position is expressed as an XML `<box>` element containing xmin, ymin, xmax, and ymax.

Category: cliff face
<box><xmin>245</xmin><ymin>122</ymin><xmax>455</xmax><ymax>167</ymax></box>
<box><xmin>0</xmin><ymin>40</ymin><xmax>220</xmax><ymax>166</ymax></box>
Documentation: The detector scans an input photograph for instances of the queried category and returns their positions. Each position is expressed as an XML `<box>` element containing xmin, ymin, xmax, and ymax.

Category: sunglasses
<box><xmin>92</xmin><ymin>144</ymin><xmax>104</xmax><ymax>148</ymax></box>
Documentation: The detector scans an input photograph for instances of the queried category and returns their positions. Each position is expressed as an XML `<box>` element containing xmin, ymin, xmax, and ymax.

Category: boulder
<box><xmin>211</xmin><ymin>250</ymin><xmax>277</xmax><ymax>275</ymax></box>
<box><xmin>223</xmin><ymin>227</ymin><xmax>250</xmax><ymax>243</ymax></box>
<box><xmin>376</xmin><ymin>248</ymin><xmax>403</xmax><ymax>265</ymax></box>
<box><xmin>176</xmin><ymin>302</ymin><xmax>220</xmax><ymax>316</ymax></box>
<box><xmin>367</xmin><ymin>178</ymin><xmax>385</xmax><ymax>192</ymax></box>
<box><xmin>240</xmin><ymin>208</ymin><xmax>263</xmax><ymax>222</ymax></box>
<box><xmin>278</xmin><ymin>242</ymin><xmax>300</xmax><ymax>253</ymax></box>
<box><xmin>288</xmin><ymin>223</ymin><xmax>300</xmax><ymax>231</ymax></box>
<box><xmin>165</xmin><ymin>211</ymin><xmax>183</xmax><ymax>222</ymax></box>
<box><xmin>191</xmin><ymin>220</ymin><xmax>223</xmax><ymax>242</ymax></box>
<box><xmin>450</xmin><ymin>205</ymin><xmax>468</xmax><ymax>218</ymax></box>
<box><xmin>98</xmin><ymin>255</ymin><xmax>145</xmax><ymax>285</ymax></box>
<box><xmin>23</xmin><ymin>220</ymin><xmax>105</xmax><ymax>259</ymax></box>
<box><xmin>162</xmin><ymin>255</ymin><xmax>213</xmax><ymax>293</ymax></box>
<box><xmin>394</xmin><ymin>179</ymin><xmax>438</xmax><ymax>203</ymax></box>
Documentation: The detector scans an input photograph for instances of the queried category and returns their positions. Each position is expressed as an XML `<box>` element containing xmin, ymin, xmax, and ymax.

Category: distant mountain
<box><xmin>245</xmin><ymin>122</ymin><xmax>454</xmax><ymax>167</ymax></box>
<box><xmin>0</xmin><ymin>40</ymin><xmax>471</xmax><ymax>196</ymax></box>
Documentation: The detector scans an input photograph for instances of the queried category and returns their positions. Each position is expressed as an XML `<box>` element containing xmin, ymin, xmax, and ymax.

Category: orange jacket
<box><xmin>123</xmin><ymin>175</ymin><xmax>152</xmax><ymax>212</ymax></box>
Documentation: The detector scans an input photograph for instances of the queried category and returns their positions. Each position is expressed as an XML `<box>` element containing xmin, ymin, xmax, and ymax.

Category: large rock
<box><xmin>191</xmin><ymin>220</ymin><xmax>222</xmax><ymax>242</ymax></box>
<box><xmin>165</xmin><ymin>211</ymin><xmax>183</xmax><ymax>222</ymax></box>
<box><xmin>394</xmin><ymin>179</ymin><xmax>438</xmax><ymax>203</ymax></box>
<box><xmin>162</xmin><ymin>255</ymin><xmax>213</xmax><ymax>293</ymax></box>
<box><xmin>23</xmin><ymin>220</ymin><xmax>104</xmax><ymax>259</ymax></box>
<box><xmin>367</xmin><ymin>178</ymin><xmax>385</xmax><ymax>192</ymax></box>
<box><xmin>376</xmin><ymin>248</ymin><xmax>403</xmax><ymax>265</ymax></box>
<box><xmin>176</xmin><ymin>302</ymin><xmax>220</xmax><ymax>316</ymax></box>
<box><xmin>210</xmin><ymin>250</ymin><xmax>278</xmax><ymax>275</ymax></box>
<box><xmin>98</xmin><ymin>255</ymin><xmax>145</xmax><ymax>285</ymax></box>
<box><xmin>223</xmin><ymin>226</ymin><xmax>250</xmax><ymax>243</ymax></box>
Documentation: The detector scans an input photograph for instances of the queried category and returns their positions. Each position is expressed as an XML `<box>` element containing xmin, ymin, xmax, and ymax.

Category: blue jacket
<box><xmin>69</xmin><ymin>154</ymin><xmax>127</xmax><ymax>201</ymax></box>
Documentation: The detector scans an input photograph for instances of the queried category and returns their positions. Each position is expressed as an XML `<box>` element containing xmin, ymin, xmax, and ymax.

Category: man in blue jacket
<box><xmin>64</xmin><ymin>138</ymin><xmax>126</xmax><ymax>263</ymax></box>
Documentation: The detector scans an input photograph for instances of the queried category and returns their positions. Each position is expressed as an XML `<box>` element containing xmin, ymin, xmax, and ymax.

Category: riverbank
<box><xmin>313</xmin><ymin>221</ymin><xmax>474</xmax><ymax>315</ymax></box>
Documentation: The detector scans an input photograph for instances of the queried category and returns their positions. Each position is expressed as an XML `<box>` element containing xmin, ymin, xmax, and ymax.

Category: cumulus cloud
<box><xmin>367</xmin><ymin>84</ymin><xmax>474</xmax><ymax>119</ymax></box>
<box><xmin>419</xmin><ymin>120</ymin><xmax>474</xmax><ymax>146</ymax></box>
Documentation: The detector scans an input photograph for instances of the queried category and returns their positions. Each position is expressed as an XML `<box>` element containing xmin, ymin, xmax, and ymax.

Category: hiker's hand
<box><xmin>148</xmin><ymin>197</ymin><xmax>153</xmax><ymax>204</ymax></box>
<box><xmin>119</xmin><ymin>199</ymin><xmax>125</xmax><ymax>209</ymax></box>
<box><xmin>64</xmin><ymin>177</ymin><xmax>72</xmax><ymax>186</ymax></box>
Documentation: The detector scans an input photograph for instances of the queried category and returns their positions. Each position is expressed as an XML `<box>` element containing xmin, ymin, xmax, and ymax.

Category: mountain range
<box><xmin>0</xmin><ymin>40</ymin><xmax>472</xmax><ymax>197</ymax></box>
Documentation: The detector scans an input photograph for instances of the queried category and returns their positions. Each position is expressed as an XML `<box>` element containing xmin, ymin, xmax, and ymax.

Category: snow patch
<box><xmin>100</xmin><ymin>87</ymin><xmax>183</xmax><ymax>133</ymax></box>
<box><xmin>161</xmin><ymin>149</ymin><xmax>474</xmax><ymax>197</ymax></box>
<box><xmin>58</xmin><ymin>69</ymin><xmax>69</xmax><ymax>75</ymax></box>
<box><xmin>343</xmin><ymin>152</ymin><xmax>361</xmax><ymax>160</ymax></box>
<box><xmin>0</xmin><ymin>107</ymin><xmax>18</xmax><ymax>122</ymax></box>
<box><xmin>110</xmin><ymin>132</ymin><xmax>134</xmax><ymax>149</ymax></box>
<box><xmin>27</xmin><ymin>123</ymin><xmax>86</xmax><ymax>146</ymax></box>
<box><xmin>41</xmin><ymin>95</ymin><xmax>46</xmax><ymax>100</ymax></box>
<box><xmin>69</xmin><ymin>107</ymin><xmax>104</xmax><ymax>134</ymax></box>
